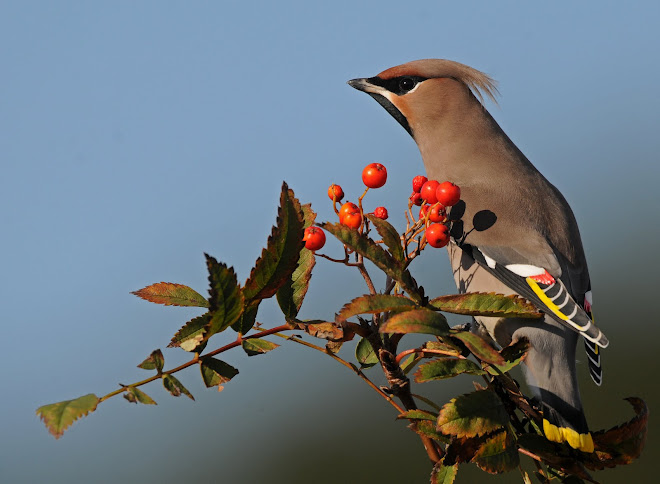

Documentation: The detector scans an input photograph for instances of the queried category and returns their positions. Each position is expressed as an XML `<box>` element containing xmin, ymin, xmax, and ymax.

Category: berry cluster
<box><xmin>303</xmin><ymin>163</ymin><xmax>389</xmax><ymax>251</ymax></box>
<box><xmin>409</xmin><ymin>176</ymin><xmax>460</xmax><ymax>249</ymax></box>
<box><xmin>303</xmin><ymin>163</ymin><xmax>461</xmax><ymax>256</ymax></box>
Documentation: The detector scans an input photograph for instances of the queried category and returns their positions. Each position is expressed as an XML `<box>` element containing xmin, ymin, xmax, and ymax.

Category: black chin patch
<box><xmin>367</xmin><ymin>92</ymin><xmax>413</xmax><ymax>137</ymax></box>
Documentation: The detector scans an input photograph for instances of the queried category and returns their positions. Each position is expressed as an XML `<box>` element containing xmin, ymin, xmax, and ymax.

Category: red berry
<box><xmin>339</xmin><ymin>202</ymin><xmax>359</xmax><ymax>223</ymax></box>
<box><xmin>342</xmin><ymin>210</ymin><xmax>362</xmax><ymax>229</ymax></box>
<box><xmin>362</xmin><ymin>163</ymin><xmax>387</xmax><ymax>189</ymax></box>
<box><xmin>428</xmin><ymin>203</ymin><xmax>446</xmax><ymax>223</ymax></box>
<box><xmin>410</xmin><ymin>192</ymin><xmax>423</xmax><ymax>206</ymax></box>
<box><xmin>425</xmin><ymin>223</ymin><xmax>450</xmax><ymax>248</ymax></box>
<box><xmin>303</xmin><ymin>227</ymin><xmax>326</xmax><ymax>251</ymax></box>
<box><xmin>420</xmin><ymin>180</ymin><xmax>440</xmax><ymax>204</ymax></box>
<box><xmin>436</xmin><ymin>181</ymin><xmax>461</xmax><ymax>207</ymax></box>
<box><xmin>327</xmin><ymin>184</ymin><xmax>344</xmax><ymax>202</ymax></box>
<box><xmin>419</xmin><ymin>205</ymin><xmax>430</xmax><ymax>219</ymax></box>
<box><xmin>412</xmin><ymin>175</ymin><xmax>428</xmax><ymax>193</ymax></box>
<box><xmin>373</xmin><ymin>206</ymin><xmax>388</xmax><ymax>220</ymax></box>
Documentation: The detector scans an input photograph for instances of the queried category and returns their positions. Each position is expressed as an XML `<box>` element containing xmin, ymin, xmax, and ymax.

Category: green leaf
<box><xmin>162</xmin><ymin>374</ymin><xmax>194</xmax><ymax>400</ymax></box>
<box><xmin>243</xmin><ymin>183</ymin><xmax>305</xmax><ymax>304</ymax></box>
<box><xmin>231</xmin><ymin>301</ymin><xmax>260</xmax><ymax>335</ymax></box>
<box><xmin>436</xmin><ymin>390</ymin><xmax>508</xmax><ymax>438</ymax></box>
<box><xmin>400</xmin><ymin>353</ymin><xmax>422</xmax><ymax>374</ymax></box>
<box><xmin>398</xmin><ymin>409</ymin><xmax>437</xmax><ymax>421</ymax></box>
<box><xmin>472</xmin><ymin>430</ymin><xmax>519</xmax><ymax>474</ymax></box>
<box><xmin>365</xmin><ymin>213</ymin><xmax>405</xmax><ymax>263</ymax></box>
<box><xmin>337</xmin><ymin>294</ymin><xmax>418</xmax><ymax>321</ymax></box>
<box><xmin>168</xmin><ymin>313</ymin><xmax>210</xmax><ymax>352</ymax></box>
<box><xmin>429</xmin><ymin>292</ymin><xmax>541</xmax><ymax>318</ymax></box>
<box><xmin>124</xmin><ymin>387</ymin><xmax>157</xmax><ymax>405</ymax></box>
<box><xmin>320</xmin><ymin>222</ymin><xmax>421</xmax><ymax>303</ymax></box>
<box><xmin>379</xmin><ymin>308</ymin><xmax>449</xmax><ymax>336</ymax></box>
<box><xmin>204</xmin><ymin>254</ymin><xmax>244</xmax><ymax>341</ymax></box>
<box><xmin>277</xmin><ymin>203</ymin><xmax>317</xmax><ymax>319</ymax></box>
<box><xmin>431</xmin><ymin>462</ymin><xmax>458</xmax><ymax>484</ymax></box>
<box><xmin>36</xmin><ymin>394</ymin><xmax>99</xmax><ymax>439</ymax></box>
<box><xmin>138</xmin><ymin>349</ymin><xmax>165</xmax><ymax>373</ymax></box>
<box><xmin>241</xmin><ymin>338</ymin><xmax>280</xmax><ymax>356</ymax></box>
<box><xmin>485</xmin><ymin>339</ymin><xmax>530</xmax><ymax>375</ymax></box>
<box><xmin>424</xmin><ymin>340</ymin><xmax>463</xmax><ymax>357</ymax></box>
<box><xmin>355</xmin><ymin>337</ymin><xmax>379</xmax><ymax>368</ymax></box>
<box><xmin>199</xmin><ymin>357</ymin><xmax>239</xmax><ymax>387</ymax></box>
<box><xmin>451</xmin><ymin>331</ymin><xmax>505</xmax><ymax>366</ymax></box>
<box><xmin>415</xmin><ymin>358</ymin><xmax>485</xmax><ymax>383</ymax></box>
<box><xmin>131</xmin><ymin>282</ymin><xmax>209</xmax><ymax>308</ymax></box>
<box><xmin>410</xmin><ymin>420</ymin><xmax>450</xmax><ymax>444</ymax></box>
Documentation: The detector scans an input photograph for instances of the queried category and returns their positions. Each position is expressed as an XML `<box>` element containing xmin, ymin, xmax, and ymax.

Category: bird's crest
<box><xmin>378</xmin><ymin>59</ymin><xmax>499</xmax><ymax>105</ymax></box>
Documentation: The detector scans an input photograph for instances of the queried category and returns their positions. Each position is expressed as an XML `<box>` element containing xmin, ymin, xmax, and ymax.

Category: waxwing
<box><xmin>348</xmin><ymin>59</ymin><xmax>608</xmax><ymax>453</ymax></box>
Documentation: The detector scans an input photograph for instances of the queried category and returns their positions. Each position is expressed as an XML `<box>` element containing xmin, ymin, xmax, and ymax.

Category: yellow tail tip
<box><xmin>543</xmin><ymin>419</ymin><xmax>594</xmax><ymax>453</ymax></box>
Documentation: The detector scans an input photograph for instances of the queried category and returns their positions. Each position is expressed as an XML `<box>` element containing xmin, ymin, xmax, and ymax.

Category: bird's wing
<box><xmin>459</xmin><ymin>242</ymin><xmax>608</xmax><ymax>349</ymax></box>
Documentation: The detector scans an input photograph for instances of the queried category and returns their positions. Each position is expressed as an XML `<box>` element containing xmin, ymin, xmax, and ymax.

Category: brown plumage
<box><xmin>349</xmin><ymin>59</ymin><xmax>607</xmax><ymax>453</ymax></box>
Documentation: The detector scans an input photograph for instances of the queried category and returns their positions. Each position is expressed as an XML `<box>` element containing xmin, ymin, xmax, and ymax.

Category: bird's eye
<box><xmin>399</xmin><ymin>77</ymin><xmax>416</xmax><ymax>93</ymax></box>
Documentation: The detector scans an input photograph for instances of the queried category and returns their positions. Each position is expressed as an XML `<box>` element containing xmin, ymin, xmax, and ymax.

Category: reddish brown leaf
<box><xmin>131</xmin><ymin>282</ymin><xmax>209</xmax><ymax>307</ymax></box>
<box><xmin>583</xmin><ymin>397</ymin><xmax>649</xmax><ymax>470</ymax></box>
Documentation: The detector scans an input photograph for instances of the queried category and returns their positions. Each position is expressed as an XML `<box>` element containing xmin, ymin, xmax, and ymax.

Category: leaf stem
<box><xmin>270</xmin><ymin>332</ymin><xmax>405</xmax><ymax>414</ymax></box>
<box><xmin>98</xmin><ymin>324</ymin><xmax>293</xmax><ymax>403</ymax></box>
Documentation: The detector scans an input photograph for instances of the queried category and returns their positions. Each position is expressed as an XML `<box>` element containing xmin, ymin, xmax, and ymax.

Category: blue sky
<box><xmin>2</xmin><ymin>2</ymin><xmax>659</xmax><ymax>483</ymax></box>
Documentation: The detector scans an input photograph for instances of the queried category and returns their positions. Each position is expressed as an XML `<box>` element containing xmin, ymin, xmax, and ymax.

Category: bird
<box><xmin>348</xmin><ymin>59</ymin><xmax>607</xmax><ymax>453</ymax></box>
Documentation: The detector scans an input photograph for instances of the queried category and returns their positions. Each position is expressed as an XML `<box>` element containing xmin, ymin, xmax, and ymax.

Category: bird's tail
<box><xmin>541</xmin><ymin>398</ymin><xmax>594</xmax><ymax>453</ymax></box>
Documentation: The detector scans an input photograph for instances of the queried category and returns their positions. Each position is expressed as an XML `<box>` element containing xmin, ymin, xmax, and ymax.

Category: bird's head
<box><xmin>348</xmin><ymin>59</ymin><xmax>498</xmax><ymax>140</ymax></box>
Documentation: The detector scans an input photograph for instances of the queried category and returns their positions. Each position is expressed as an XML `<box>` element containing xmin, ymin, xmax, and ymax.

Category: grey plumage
<box><xmin>349</xmin><ymin>59</ymin><xmax>605</xmax><ymax>452</ymax></box>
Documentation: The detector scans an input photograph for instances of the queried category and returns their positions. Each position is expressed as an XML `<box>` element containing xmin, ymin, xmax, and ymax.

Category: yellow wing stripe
<box><xmin>543</xmin><ymin>419</ymin><xmax>594</xmax><ymax>453</ymax></box>
<box><xmin>526</xmin><ymin>277</ymin><xmax>591</xmax><ymax>331</ymax></box>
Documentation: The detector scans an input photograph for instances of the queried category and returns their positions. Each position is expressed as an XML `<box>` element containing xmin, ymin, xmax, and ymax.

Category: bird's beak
<box><xmin>347</xmin><ymin>78</ymin><xmax>381</xmax><ymax>95</ymax></box>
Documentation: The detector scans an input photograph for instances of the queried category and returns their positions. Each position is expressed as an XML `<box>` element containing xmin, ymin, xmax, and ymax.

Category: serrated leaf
<box><xmin>231</xmin><ymin>301</ymin><xmax>260</xmax><ymax>335</ymax></box>
<box><xmin>124</xmin><ymin>387</ymin><xmax>157</xmax><ymax>405</ymax></box>
<box><xmin>138</xmin><ymin>349</ymin><xmax>165</xmax><ymax>373</ymax></box>
<box><xmin>486</xmin><ymin>339</ymin><xmax>530</xmax><ymax>375</ymax></box>
<box><xmin>379</xmin><ymin>308</ymin><xmax>449</xmax><ymax>336</ymax></box>
<box><xmin>398</xmin><ymin>409</ymin><xmax>437</xmax><ymax>421</ymax></box>
<box><xmin>429</xmin><ymin>292</ymin><xmax>541</xmax><ymax>318</ymax></box>
<box><xmin>437</xmin><ymin>390</ymin><xmax>508</xmax><ymax>438</ymax></box>
<box><xmin>131</xmin><ymin>282</ymin><xmax>209</xmax><ymax>307</ymax></box>
<box><xmin>243</xmin><ymin>183</ymin><xmax>305</xmax><ymax>304</ymax></box>
<box><xmin>410</xmin><ymin>420</ymin><xmax>450</xmax><ymax>444</ymax></box>
<box><xmin>277</xmin><ymin>204</ymin><xmax>316</xmax><ymax>319</ymax></box>
<box><xmin>431</xmin><ymin>462</ymin><xmax>458</xmax><ymax>484</ymax></box>
<box><xmin>320</xmin><ymin>222</ymin><xmax>421</xmax><ymax>303</ymax></box>
<box><xmin>162</xmin><ymin>374</ymin><xmax>194</xmax><ymax>400</ymax></box>
<box><xmin>472</xmin><ymin>430</ymin><xmax>519</xmax><ymax>474</ymax></box>
<box><xmin>199</xmin><ymin>357</ymin><xmax>239</xmax><ymax>387</ymax></box>
<box><xmin>337</xmin><ymin>294</ymin><xmax>418</xmax><ymax>321</ymax></box>
<box><xmin>584</xmin><ymin>397</ymin><xmax>648</xmax><ymax>470</ymax></box>
<box><xmin>415</xmin><ymin>358</ymin><xmax>485</xmax><ymax>383</ymax></box>
<box><xmin>241</xmin><ymin>338</ymin><xmax>280</xmax><ymax>356</ymax></box>
<box><xmin>365</xmin><ymin>213</ymin><xmax>405</xmax><ymax>262</ymax></box>
<box><xmin>297</xmin><ymin>320</ymin><xmax>344</xmax><ymax>340</ymax></box>
<box><xmin>355</xmin><ymin>337</ymin><xmax>378</xmax><ymax>368</ymax></box>
<box><xmin>451</xmin><ymin>331</ymin><xmax>505</xmax><ymax>366</ymax></box>
<box><xmin>424</xmin><ymin>340</ymin><xmax>463</xmax><ymax>357</ymax></box>
<box><xmin>36</xmin><ymin>394</ymin><xmax>99</xmax><ymax>439</ymax></box>
<box><xmin>204</xmin><ymin>254</ymin><xmax>244</xmax><ymax>341</ymax></box>
<box><xmin>168</xmin><ymin>313</ymin><xmax>210</xmax><ymax>352</ymax></box>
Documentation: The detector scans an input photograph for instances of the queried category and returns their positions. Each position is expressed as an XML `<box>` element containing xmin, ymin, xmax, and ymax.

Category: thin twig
<box><xmin>99</xmin><ymin>324</ymin><xmax>292</xmax><ymax>402</ymax></box>
<box><xmin>271</xmin><ymin>332</ymin><xmax>405</xmax><ymax>414</ymax></box>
